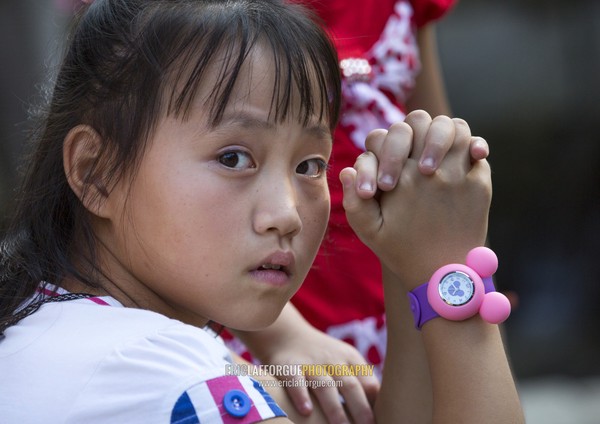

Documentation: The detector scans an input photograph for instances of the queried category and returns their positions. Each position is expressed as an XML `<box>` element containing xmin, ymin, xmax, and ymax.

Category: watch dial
<box><xmin>438</xmin><ymin>271</ymin><xmax>475</xmax><ymax>306</ymax></box>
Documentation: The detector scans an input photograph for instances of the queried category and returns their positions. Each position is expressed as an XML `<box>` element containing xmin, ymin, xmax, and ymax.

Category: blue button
<box><xmin>223</xmin><ymin>389</ymin><xmax>251</xmax><ymax>418</ymax></box>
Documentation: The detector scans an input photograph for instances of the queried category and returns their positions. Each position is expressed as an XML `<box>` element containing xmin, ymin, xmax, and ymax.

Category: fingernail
<box><xmin>359</xmin><ymin>182</ymin><xmax>374</xmax><ymax>192</ymax></box>
<box><xmin>476</xmin><ymin>139</ymin><xmax>490</xmax><ymax>156</ymax></box>
<box><xmin>420</xmin><ymin>156</ymin><xmax>435</xmax><ymax>169</ymax></box>
<box><xmin>302</xmin><ymin>401</ymin><xmax>313</xmax><ymax>413</ymax></box>
<box><xmin>378</xmin><ymin>174</ymin><xmax>394</xmax><ymax>186</ymax></box>
<box><xmin>340</xmin><ymin>173</ymin><xmax>352</xmax><ymax>188</ymax></box>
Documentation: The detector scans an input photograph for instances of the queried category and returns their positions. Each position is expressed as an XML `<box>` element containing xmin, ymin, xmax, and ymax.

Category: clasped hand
<box><xmin>340</xmin><ymin>110</ymin><xmax>492</xmax><ymax>289</ymax></box>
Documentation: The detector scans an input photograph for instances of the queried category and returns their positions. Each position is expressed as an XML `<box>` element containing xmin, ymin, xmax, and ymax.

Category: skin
<box><xmin>65</xmin><ymin>45</ymin><xmax>332</xmax><ymax>331</ymax></box>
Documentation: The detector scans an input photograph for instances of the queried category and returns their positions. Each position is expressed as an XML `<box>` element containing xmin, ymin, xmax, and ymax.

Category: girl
<box><xmin>0</xmin><ymin>0</ymin><xmax>523</xmax><ymax>423</ymax></box>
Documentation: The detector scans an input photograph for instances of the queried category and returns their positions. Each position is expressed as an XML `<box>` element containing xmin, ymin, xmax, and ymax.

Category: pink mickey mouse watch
<box><xmin>407</xmin><ymin>247</ymin><xmax>511</xmax><ymax>330</ymax></box>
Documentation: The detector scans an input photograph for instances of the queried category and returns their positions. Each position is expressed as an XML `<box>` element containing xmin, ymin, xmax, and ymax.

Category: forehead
<box><xmin>221</xmin><ymin>48</ymin><xmax>323</xmax><ymax>124</ymax></box>
<box><xmin>164</xmin><ymin>37</ymin><xmax>336</xmax><ymax>131</ymax></box>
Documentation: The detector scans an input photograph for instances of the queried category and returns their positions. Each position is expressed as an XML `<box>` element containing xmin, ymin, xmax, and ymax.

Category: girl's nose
<box><xmin>252</xmin><ymin>179</ymin><xmax>302</xmax><ymax>238</ymax></box>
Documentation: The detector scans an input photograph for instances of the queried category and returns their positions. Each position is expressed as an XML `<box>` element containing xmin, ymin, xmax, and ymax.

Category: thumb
<box><xmin>339</xmin><ymin>167</ymin><xmax>382</xmax><ymax>242</ymax></box>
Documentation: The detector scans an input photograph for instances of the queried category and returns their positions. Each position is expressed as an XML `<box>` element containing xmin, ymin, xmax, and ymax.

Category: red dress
<box><xmin>291</xmin><ymin>0</ymin><xmax>456</xmax><ymax>377</ymax></box>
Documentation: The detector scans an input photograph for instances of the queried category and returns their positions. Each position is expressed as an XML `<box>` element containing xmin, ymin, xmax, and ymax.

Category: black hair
<box><xmin>0</xmin><ymin>0</ymin><xmax>341</xmax><ymax>333</ymax></box>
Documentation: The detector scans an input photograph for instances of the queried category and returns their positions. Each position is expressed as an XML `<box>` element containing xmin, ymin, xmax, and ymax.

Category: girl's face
<box><xmin>95</xmin><ymin>47</ymin><xmax>332</xmax><ymax>330</ymax></box>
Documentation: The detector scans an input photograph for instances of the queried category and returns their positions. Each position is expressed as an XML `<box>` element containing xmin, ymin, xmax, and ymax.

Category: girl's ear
<box><xmin>63</xmin><ymin>125</ymin><xmax>111</xmax><ymax>218</ymax></box>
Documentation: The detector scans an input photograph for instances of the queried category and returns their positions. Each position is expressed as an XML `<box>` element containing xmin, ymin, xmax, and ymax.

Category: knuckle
<box><xmin>354</xmin><ymin>151</ymin><xmax>375</xmax><ymax>169</ymax></box>
<box><xmin>365</xmin><ymin>129</ymin><xmax>387</xmax><ymax>151</ymax></box>
<box><xmin>366</xmin><ymin>128</ymin><xmax>388</xmax><ymax>140</ymax></box>
<box><xmin>341</xmin><ymin>376</ymin><xmax>360</xmax><ymax>391</ymax></box>
<box><xmin>387</xmin><ymin>121</ymin><xmax>412</xmax><ymax>135</ymax></box>
<box><xmin>433</xmin><ymin>114</ymin><xmax>453</xmax><ymax>125</ymax></box>
<box><xmin>426</xmin><ymin>137</ymin><xmax>449</xmax><ymax>151</ymax></box>
<box><xmin>384</xmin><ymin>153</ymin><xmax>405</xmax><ymax>167</ymax></box>
<box><xmin>405</xmin><ymin>109</ymin><xmax>431</xmax><ymax>123</ymax></box>
<box><xmin>452</xmin><ymin>117</ymin><xmax>470</xmax><ymax>129</ymax></box>
<box><xmin>452</xmin><ymin>118</ymin><xmax>472</xmax><ymax>146</ymax></box>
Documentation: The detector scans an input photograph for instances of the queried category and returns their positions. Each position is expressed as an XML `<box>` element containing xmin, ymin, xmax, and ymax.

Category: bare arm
<box><xmin>375</xmin><ymin>264</ymin><xmax>433</xmax><ymax>422</ymax></box>
<box><xmin>342</xmin><ymin>111</ymin><xmax>525</xmax><ymax>423</ymax></box>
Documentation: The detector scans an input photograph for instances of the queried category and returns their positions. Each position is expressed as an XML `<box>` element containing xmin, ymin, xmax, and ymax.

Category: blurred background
<box><xmin>1</xmin><ymin>1</ymin><xmax>599</xmax><ymax>422</ymax></box>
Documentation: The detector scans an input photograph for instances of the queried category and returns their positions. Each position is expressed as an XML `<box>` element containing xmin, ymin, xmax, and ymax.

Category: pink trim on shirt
<box><xmin>86</xmin><ymin>297</ymin><xmax>111</xmax><ymax>306</ymax></box>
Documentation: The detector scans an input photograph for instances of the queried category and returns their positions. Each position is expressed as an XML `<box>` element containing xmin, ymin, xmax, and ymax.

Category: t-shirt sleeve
<box><xmin>64</xmin><ymin>322</ymin><xmax>286</xmax><ymax>423</ymax></box>
<box><xmin>411</xmin><ymin>0</ymin><xmax>457</xmax><ymax>28</ymax></box>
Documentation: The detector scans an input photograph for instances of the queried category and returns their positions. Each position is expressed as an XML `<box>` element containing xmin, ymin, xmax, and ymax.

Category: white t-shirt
<box><xmin>0</xmin><ymin>293</ymin><xmax>285</xmax><ymax>423</ymax></box>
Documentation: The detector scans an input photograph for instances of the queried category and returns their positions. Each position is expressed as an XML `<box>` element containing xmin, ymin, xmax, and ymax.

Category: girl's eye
<box><xmin>296</xmin><ymin>158</ymin><xmax>328</xmax><ymax>178</ymax></box>
<box><xmin>217</xmin><ymin>151</ymin><xmax>255</xmax><ymax>170</ymax></box>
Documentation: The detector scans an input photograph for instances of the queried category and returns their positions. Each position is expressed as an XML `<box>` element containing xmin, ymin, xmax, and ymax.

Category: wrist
<box><xmin>381</xmin><ymin>247</ymin><xmax>481</xmax><ymax>292</ymax></box>
<box><xmin>407</xmin><ymin>247</ymin><xmax>511</xmax><ymax>330</ymax></box>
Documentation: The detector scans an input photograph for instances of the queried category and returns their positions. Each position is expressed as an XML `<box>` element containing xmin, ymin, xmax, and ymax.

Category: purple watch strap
<box><xmin>407</xmin><ymin>276</ymin><xmax>495</xmax><ymax>329</ymax></box>
<box><xmin>407</xmin><ymin>283</ymin><xmax>438</xmax><ymax>330</ymax></box>
<box><xmin>482</xmin><ymin>276</ymin><xmax>494</xmax><ymax>293</ymax></box>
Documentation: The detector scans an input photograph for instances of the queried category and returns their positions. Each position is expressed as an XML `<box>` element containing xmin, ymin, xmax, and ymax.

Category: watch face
<box><xmin>438</xmin><ymin>271</ymin><xmax>475</xmax><ymax>306</ymax></box>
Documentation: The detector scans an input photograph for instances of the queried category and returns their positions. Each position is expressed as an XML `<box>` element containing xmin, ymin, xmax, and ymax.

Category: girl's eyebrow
<box><xmin>218</xmin><ymin>112</ymin><xmax>332</xmax><ymax>142</ymax></box>
<box><xmin>219</xmin><ymin>113</ymin><xmax>275</xmax><ymax>130</ymax></box>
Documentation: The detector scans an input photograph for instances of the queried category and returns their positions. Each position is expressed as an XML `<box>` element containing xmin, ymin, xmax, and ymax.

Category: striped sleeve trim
<box><xmin>171</xmin><ymin>375</ymin><xmax>286</xmax><ymax>424</ymax></box>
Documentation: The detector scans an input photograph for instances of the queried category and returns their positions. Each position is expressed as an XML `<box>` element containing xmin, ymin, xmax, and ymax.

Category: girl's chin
<box><xmin>223</xmin><ymin>305</ymin><xmax>286</xmax><ymax>332</ymax></box>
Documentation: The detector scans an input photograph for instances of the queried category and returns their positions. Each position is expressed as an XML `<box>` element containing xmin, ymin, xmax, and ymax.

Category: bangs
<box><xmin>154</xmin><ymin>1</ymin><xmax>341</xmax><ymax>130</ymax></box>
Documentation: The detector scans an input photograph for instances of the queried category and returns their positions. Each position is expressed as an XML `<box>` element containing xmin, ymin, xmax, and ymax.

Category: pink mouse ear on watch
<box><xmin>479</xmin><ymin>292</ymin><xmax>511</xmax><ymax>324</ymax></box>
<box><xmin>466</xmin><ymin>246</ymin><xmax>498</xmax><ymax>277</ymax></box>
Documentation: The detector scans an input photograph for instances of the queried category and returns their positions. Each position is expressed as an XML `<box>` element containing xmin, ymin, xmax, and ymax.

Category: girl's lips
<box><xmin>250</xmin><ymin>251</ymin><xmax>295</xmax><ymax>286</ymax></box>
<box><xmin>249</xmin><ymin>268</ymin><xmax>290</xmax><ymax>286</ymax></box>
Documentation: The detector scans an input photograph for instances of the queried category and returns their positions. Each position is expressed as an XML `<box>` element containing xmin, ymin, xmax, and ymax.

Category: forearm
<box><xmin>423</xmin><ymin>316</ymin><xmax>523</xmax><ymax>423</ymax></box>
<box><xmin>376</xmin><ymin>264</ymin><xmax>524</xmax><ymax>424</ymax></box>
<box><xmin>375</xmin><ymin>265</ymin><xmax>432</xmax><ymax>422</ymax></box>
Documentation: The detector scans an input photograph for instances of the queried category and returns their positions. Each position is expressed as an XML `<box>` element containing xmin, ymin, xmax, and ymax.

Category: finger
<box><xmin>375</xmin><ymin>122</ymin><xmax>413</xmax><ymax>191</ymax></box>
<box><xmin>353</xmin><ymin>151</ymin><xmax>378</xmax><ymax>199</ymax></box>
<box><xmin>280</xmin><ymin>375</ymin><xmax>313</xmax><ymax>416</ymax></box>
<box><xmin>364</xmin><ymin>128</ymin><xmax>387</xmax><ymax>155</ymax></box>
<box><xmin>417</xmin><ymin>115</ymin><xmax>456</xmax><ymax>175</ymax></box>
<box><xmin>340</xmin><ymin>167</ymin><xmax>382</xmax><ymax>239</ymax></box>
<box><xmin>437</xmin><ymin>117</ymin><xmax>472</xmax><ymax>176</ymax></box>
<box><xmin>355</xmin><ymin>373</ymin><xmax>380</xmax><ymax>407</ymax></box>
<box><xmin>469</xmin><ymin>136</ymin><xmax>489</xmax><ymax>162</ymax></box>
<box><xmin>450</xmin><ymin>118</ymin><xmax>472</xmax><ymax>153</ymax></box>
<box><xmin>308</xmin><ymin>376</ymin><xmax>350</xmax><ymax>424</ymax></box>
<box><xmin>403</xmin><ymin>109</ymin><xmax>432</xmax><ymax>160</ymax></box>
<box><xmin>468</xmin><ymin>156</ymin><xmax>492</xmax><ymax>185</ymax></box>
<box><xmin>337</xmin><ymin>376</ymin><xmax>376</xmax><ymax>424</ymax></box>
